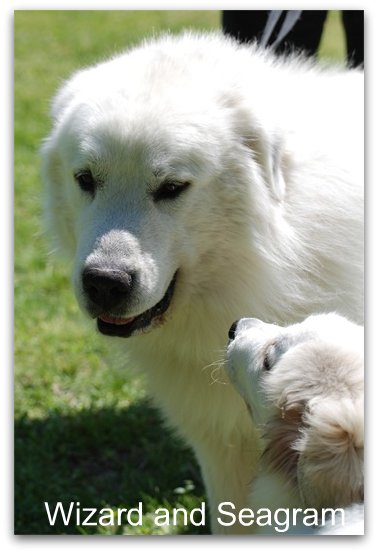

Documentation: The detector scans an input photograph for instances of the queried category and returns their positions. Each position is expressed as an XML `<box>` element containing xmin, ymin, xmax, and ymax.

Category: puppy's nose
<box><xmin>82</xmin><ymin>267</ymin><xmax>134</xmax><ymax>312</ymax></box>
<box><xmin>228</xmin><ymin>320</ymin><xmax>239</xmax><ymax>341</ymax></box>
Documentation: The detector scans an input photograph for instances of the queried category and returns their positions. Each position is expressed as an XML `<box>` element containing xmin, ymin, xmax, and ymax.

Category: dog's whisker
<box><xmin>201</xmin><ymin>348</ymin><xmax>226</xmax><ymax>372</ymax></box>
<box><xmin>201</xmin><ymin>358</ymin><xmax>224</xmax><ymax>373</ymax></box>
<box><xmin>210</xmin><ymin>365</ymin><xmax>228</xmax><ymax>386</ymax></box>
<box><xmin>200</xmin><ymin>354</ymin><xmax>229</xmax><ymax>385</ymax></box>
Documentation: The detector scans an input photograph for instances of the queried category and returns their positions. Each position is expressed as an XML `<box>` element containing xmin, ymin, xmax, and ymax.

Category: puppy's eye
<box><xmin>263</xmin><ymin>354</ymin><xmax>271</xmax><ymax>371</ymax></box>
<box><xmin>153</xmin><ymin>180</ymin><xmax>191</xmax><ymax>202</ymax></box>
<box><xmin>74</xmin><ymin>170</ymin><xmax>96</xmax><ymax>195</ymax></box>
<box><xmin>263</xmin><ymin>345</ymin><xmax>275</xmax><ymax>371</ymax></box>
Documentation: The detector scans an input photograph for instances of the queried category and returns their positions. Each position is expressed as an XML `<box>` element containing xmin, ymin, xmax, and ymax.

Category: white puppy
<box><xmin>42</xmin><ymin>32</ymin><xmax>363</xmax><ymax>533</ymax></box>
<box><xmin>226</xmin><ymin>313</ymin><xmax>364</xmax><ymax>534</ymax></box>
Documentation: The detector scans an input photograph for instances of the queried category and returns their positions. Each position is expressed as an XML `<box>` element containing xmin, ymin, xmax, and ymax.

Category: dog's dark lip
<box><xmin>97</xmin><ymin>271</ymin><xmax>178</xmax><ymax>338</ymax></box>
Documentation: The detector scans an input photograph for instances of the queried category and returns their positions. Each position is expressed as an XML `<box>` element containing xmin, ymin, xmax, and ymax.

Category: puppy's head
<box><xmin>226</xmin><ymin>313</ymin><xmax>364</xmax><ymax>508</ymax></box>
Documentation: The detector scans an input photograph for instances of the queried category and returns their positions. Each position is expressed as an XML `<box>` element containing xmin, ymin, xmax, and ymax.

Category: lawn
<box><xmin>14</xmin><ymin>10</ymin><xmax>346</xmax><ymax>535</ymax></box>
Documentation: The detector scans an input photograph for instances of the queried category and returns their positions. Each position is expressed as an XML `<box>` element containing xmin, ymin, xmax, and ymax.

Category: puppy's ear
<box><xmin>262</xmin><ymin>404</ymin><xmax>304</xmax><ymax>483</ymax></box>
<box><xmin>295</xmin><ymin>398</ymin><xmax>364</xmax><ymax>508</ymax></box>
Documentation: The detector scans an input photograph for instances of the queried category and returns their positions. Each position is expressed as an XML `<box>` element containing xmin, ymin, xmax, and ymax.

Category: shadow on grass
<box><xmin>15</xmin><ymin>400</ymin><xmax>208</xmax><ymax>535</ymax></box>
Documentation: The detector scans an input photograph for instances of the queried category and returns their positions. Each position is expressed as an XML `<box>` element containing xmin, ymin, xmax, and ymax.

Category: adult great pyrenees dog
<box><xmin>42</xmin><ymin>32</ymin><xmax>363</xmax><ymax>534</ymax></box>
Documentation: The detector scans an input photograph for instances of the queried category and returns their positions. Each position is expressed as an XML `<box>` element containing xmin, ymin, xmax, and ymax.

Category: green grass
<box><xmin>14</xmin><ymin>10</ymin><xmax>345</xmax><ymax>535</ymax></box>
<box><xmin>318</xmin><ymin>11</ymin><xmax>346</xmax><ymax>61</ymax></box>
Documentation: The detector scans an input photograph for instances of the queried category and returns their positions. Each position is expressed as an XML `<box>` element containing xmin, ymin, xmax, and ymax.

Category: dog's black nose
<box><xmin>228</xmin><ymin>320</ymin><xmax>239</xmax><ymax>341</ymax></box>
<box><xmin>82</xmin><ymin>267</ymin><xmax>134</xmax><ymax>312</ymax></box>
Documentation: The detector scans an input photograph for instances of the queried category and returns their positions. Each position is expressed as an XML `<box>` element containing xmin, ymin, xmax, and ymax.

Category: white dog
<box><xmin>42</xmin><ymin>32</ymin><xmax>363</xmax><ymax>533</ymax></box>
<box><xmin>226</xmin><ymin>313</ymin><xmax>364</xmax><ymax>534</ymax></box>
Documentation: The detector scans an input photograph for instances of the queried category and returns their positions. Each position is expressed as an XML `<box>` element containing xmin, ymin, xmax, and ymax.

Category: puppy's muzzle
<box><xmin>82</xmin><ymin>267</ymin><xmax>134</xmax><ymax>313</ymax></box>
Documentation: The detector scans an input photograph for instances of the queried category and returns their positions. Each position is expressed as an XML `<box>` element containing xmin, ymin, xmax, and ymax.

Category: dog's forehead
<box><xmin>61</xmin><ymin>99</ymin><xmax>221</xmax><ymax>185</ymax></box>
<box><xmin>227</xmin><ymin>319</ymin><xmax>280</xmax><ymax>370</ymax></box>
<box><xmin>232</xmin><ymin>318</ymin><xmax>318</xmax><ymax>361</ymax></box>
<box><xmin>236</xmin><ymin>317</ymin><xmax>281</xmax><ymax>338</ymax></box>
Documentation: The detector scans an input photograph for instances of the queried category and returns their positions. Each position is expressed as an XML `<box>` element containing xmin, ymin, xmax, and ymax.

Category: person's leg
<box><xmin>342</xmin><ymin>11</ymin><xmax>364</xmax><ymax>67</ymax></box>
<box><xmin>222</xmin><ymin>10</ymin><xmax>328</xmax><ymax>58</ymax></box>
<box><xmin>275</xmin><ymin>10</ymin><xmax>328</xmax><ymax>56</ymax></box>
<box><xmin>222</xmin><ymin>10</ymin><xmax>269</xmax><ymax>44</ymax></box>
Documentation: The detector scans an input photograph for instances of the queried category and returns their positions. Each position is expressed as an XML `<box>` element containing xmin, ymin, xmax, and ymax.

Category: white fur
<box><xmin>42</xmin><ymin>32</ymin><xmax>363</xmax><ymax>534</ymax></box>
<box><xmin>226</xmin><ymin>313</ymin><xmax>364</xmax><ymax>534</ymax></box>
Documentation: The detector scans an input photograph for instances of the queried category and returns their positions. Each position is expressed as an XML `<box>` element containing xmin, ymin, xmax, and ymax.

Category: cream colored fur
<box><xmin>42</xmin><ymin>33</ymin><xmax>363</xmax><ymax>533</ymax></box>
<box><xmin>226</xmin><ymin>313</ymin><xmax>364</xmax><ymax>534</ymax></box>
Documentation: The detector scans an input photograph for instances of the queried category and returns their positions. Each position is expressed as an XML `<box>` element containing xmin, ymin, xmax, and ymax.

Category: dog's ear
<box><xmin>261</xmin><ymin>404</ymin><xmax>304</xmax><ymax>483</ymax></box>
<box><xmin>243</xmin><ymin>130</ymin><xmax>287</xmax><ymax>203</ymax></box>
<box><xmin>41</xmin><ymin>71</ymin><xmax>88</xmax><ymax>256</ymax></box>
<box><xmin>50</xmin><ymin>68</ymin><xmax>90</xmax><ymax>122</ymax></box>
<box><xmin>295</xmin><ymin>397</ymin><xmax>364</xmax><ymax>508</ymax></box>
<box><xmin>222</xmin><ymin>94</ymin><xmax>288</xmax><ymax>203</ymax></box>
<box><xmin>41</xmin><ymin>135</ymin><xmax>77</xmax><ymax>257</ymax></box>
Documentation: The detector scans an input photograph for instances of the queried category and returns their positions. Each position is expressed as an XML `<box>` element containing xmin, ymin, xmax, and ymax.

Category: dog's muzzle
<box><xmin>81</xmin><ymin>266</ymin><xmax>178</xmax><ymax>338</ymax></box>
<box><xmin>228</xmin><ymin>320</ymin><xmax>240</xmax><ymax>341</ymax></box>
<box><xmin>82</xmin><ymin>267</ymin><xmax>134</xmax><ymax>313</ymax></box>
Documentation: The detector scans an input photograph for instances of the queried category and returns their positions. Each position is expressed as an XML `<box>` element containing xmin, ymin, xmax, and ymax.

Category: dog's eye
<box><xmin>263</xmin><ymin>354</ymin><xmax>271</xmax><ymax>371</ymax></box>
<box><xmin>153</xmin><ymin>180</ymin><xmax>191</xmax><ymax>202</ymax></box>
<box><xmin>74</xmin><ymin>170</ymin><xmax>96</xmax><ymax>196</ymax></box>
<box><xmin>263</xmin><ymin>345</ymin><xmax>275</xmax><ymax>371</ymax></box>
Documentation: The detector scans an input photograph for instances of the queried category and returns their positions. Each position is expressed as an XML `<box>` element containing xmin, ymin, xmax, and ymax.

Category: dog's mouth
<box><xmin>97</xmin><ymin>272</ymin><xmax>177</xmax><ymax>338</ymax></box>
